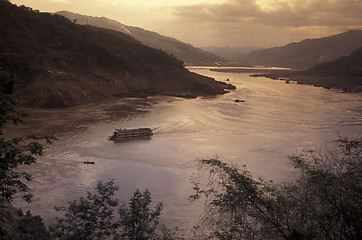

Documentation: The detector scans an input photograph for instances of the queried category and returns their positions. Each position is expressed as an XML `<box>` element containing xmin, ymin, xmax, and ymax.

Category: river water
<box><xmin>11</xmin><ymin>67</ymin><xmax>362</xmax><ymax>230</ymax></box>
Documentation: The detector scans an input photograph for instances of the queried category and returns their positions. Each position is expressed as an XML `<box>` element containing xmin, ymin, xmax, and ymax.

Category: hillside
<box><xmin>289</xmin><ymin>47</ymin><xmax>362</xmax><ymax>92</ymax></box>
<box><xmin>260</xmin><ymin>47</ymin><xmax>362</xmax><ymax>92</ymax></box>
<box><xmin>0</xmin><ymin>1</ymin><xmax>234</xmax><ymax>107</ymax></box>
<box><xmin>241</xmin><ymin>30</ymin><xmax>362</xmax><ymax>69</ymax></box>
<box><xmin>56</xmin><ymin>11</ymin><xmax>224</xmax><ymax>66</ymax></box>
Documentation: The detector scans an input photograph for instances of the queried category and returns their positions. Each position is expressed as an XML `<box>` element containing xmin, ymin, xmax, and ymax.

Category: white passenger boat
<box><xmin>109</xmin><ymin>128</ymin><xmax>154</xmax><ymax>140</ymax></box>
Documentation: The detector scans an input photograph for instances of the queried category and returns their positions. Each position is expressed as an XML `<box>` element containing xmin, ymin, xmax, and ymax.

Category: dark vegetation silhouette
<box><xmin>0</xmin><ymin>69</ymin><xmax>55</xmax><ymax>203</ymax></box>
<box><xmin>190</xmin><ymin>138</ymin><xmax>361</xmax><ymax>239</ymax></box>
<box><xmin>49</xmin><ymin>180</ymin><xmax>183</xmax><ymax>240</ymax></box>
<box><xmin>0</xmin><ymin>69</ymin><xmax>54</xmax><ymax>239</ymax></box>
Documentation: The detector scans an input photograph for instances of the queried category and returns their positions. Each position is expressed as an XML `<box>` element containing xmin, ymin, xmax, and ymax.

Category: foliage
<box><xmin>0</xmin><ymin>68</ymin><xmax>54</xmax><ymax>239</ymax></box>
<box><xmin>118</xmin><ymin>189</ymin><xmax>163</xmax><ymax>240</ymax></box>
<box><xmin>50</xmin><ymin>180</ymin><xmax>120</xmax><ymax>240</ymax></box>
<box><xmin>284</xmin><ymin>137</ymin><xmax>362</xmax><ymax>239</ymax></box>
<box><xmin>0</xmin><ymin>69</ymin><xmax>54</xmax><ymax>203</ymax></box>
<box><xmin>0</xmin><ymin>69</ymin><xmax>25</xmax><ymax>132</ymax></box>
<box><xmin>50</xmin><ymin>180</ymin><xmax>182</xmax><ymax>240</ymax></box>
<box><xmin>191</xmin><ymin>137</ymin><xmax>362</xmax><ymax>239</ymax></box>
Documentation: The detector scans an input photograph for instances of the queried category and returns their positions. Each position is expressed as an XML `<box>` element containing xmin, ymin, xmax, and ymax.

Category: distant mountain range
<box><xmin>56</xmin><ymin>11</ymin><xmax>224</xmax><ymax>66</ymax></box>
<box><xmin>241</xmin><ymin>30</ymin><xmax>362</xmax><ymax>69</ymax></box>
<box><xmin>56</xmin><ymin>11</ymin><xmax>362</xmax><ymax>71</ymax></box>
<box><xmin>0</xmin><ymin>1</ymin><xmax>233</xmax><ymax>107</ymax></box>
<box><xmin>256</xmin><ymin>46</ymin><xmax>362</xmax><ymax>92</ymax></box>
<box><xmin>201</xmin><ymin>46</ymin><xmax>261</xmax><ymax>62</ymax></box>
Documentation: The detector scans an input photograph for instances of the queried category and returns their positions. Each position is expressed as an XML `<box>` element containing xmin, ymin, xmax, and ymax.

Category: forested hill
<box><xmin>56</xmin><ymin>11</ymin><xmax>224</xmax><ymax>66</ymax></box>
<box><xmin>308</xmin><ymin>47</ymin><xmax>362</xmax><ymax>77</ymax></box>
<box><xmin>241</xmin><ymin>30</ymin><xmax>362</xmax><ymax>69</ymax></box>
<box><xmin>292</xmin><ymin>47</ymin><xmax>362</xmax><ymax>92</ymax></box>
<box><xmin>264</xmin><ymin>47</ymin><xmax>362</xmax><ymax>92</ymax></box>
<box><xmin>0</xmin><ymin>1</ymin><xmax>233</xmax><ymax>107</ymax></box>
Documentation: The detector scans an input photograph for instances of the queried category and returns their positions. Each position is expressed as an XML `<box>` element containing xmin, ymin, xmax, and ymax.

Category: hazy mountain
<box><xmin>241</xmin><ymin>30</ymin><xmax>362</xmax><ymax>69</ymax></box>
<box><xmin>293</xmin><ymin>47</ymin><xmax>362</xmax><ymax>91</ymax></box>
<box><xmin>262</xmin><ymin>47</ymin><xmax>362</xmax><ymax>92</ymax></box>
<box><xmin>56</xmin><ymin>11</ymin><xmax>224</xmax><ymax>66</ymax></box>
<box><xmin>201</xmin><ymin>46</ymin><xmax>262</xmax><ymax>62</ymax></box>
<box><xmin>0</xmin><ymin>1</ymin><xmax>233</xmax><ymax>107</ymax></box>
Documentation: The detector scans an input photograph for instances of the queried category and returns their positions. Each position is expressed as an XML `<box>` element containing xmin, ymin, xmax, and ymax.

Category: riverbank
<box><xmin>210</xmin><ymin>59</ymin><xmax>362</xmax><ymax>93</ymax></box>
<box><xmin>248</xmin><ymin>47</ymin><xmax>362</xmax><ymax>93</ymax></box>
<box><xmin>211</xmin><ymin>67</ymin><xmax>362</xmax><ymax>93</ymax></box>
<box><xmin>250</xmin><ymin>70</ymin><xmax>362</xmax><ymax>93</ymax></box>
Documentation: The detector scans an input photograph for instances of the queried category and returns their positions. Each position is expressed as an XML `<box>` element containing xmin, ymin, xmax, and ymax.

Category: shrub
<box><xmin>191</xmin><ymin>137</ymin><xmax>362</xmax><ymax>239</ymax></box>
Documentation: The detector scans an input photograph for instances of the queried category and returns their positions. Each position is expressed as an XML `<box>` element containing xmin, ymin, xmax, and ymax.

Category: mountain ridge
<box><xmin>201</xmin><ymin>46</ymin><xmax>262</xmax><ymax>62</ymax></box>
<box><xmin>241</xmin><ymin>30</ymin><xmax>362</xmax><ymax>69</ymax></box>
<box><xmin>259</xmin><ymin>47</ymin><xmax>362</xmax><ymax>92</ymax></box>
<box><xmin>291</xmin><ymin>47</ymin><xmax>362</xmax><ymax>91</ymax></box>
<box><xmin>0</xmin><ymin>1</ymin><xmax>234</xmax><ymax>107</ymax></box>
<box><xmin>56</xmin><ymin>11</ymin><xmax>225</xmax><ymax>66</ymax></box>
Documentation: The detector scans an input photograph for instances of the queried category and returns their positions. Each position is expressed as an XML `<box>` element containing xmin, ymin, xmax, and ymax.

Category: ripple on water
<box><xmin>11</xmin><ymin>68</ymin><xmax>362</xmax><ymax>232</ymax></box>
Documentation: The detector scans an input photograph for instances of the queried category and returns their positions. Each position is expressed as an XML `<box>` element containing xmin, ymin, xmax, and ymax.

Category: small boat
<box><xmin>84</xmin><ymin>161</ymin><xmax>95</xmax><ymax>164</ymax></box>
<box><xmin>235</xmin><ymin>99</ymin><xmax>245</xmax><ymax>103</ymax></box>
<box><xmin>109</xmin><ymin>127</ymin><xmax>154</xmax><ymax>140</ymax></box>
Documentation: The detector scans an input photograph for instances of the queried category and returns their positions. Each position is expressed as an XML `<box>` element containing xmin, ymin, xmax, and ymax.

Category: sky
<box><xmin>10</xmin><ymin>0</ymin><xmax>362</xmax><ymax>48</ymax></box>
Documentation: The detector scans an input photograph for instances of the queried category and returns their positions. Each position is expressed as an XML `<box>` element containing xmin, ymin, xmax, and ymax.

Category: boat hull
<box><xmin>109</xmin><ymin>135</ymin><xmax>152</xmax><ymax>141</ymax></box>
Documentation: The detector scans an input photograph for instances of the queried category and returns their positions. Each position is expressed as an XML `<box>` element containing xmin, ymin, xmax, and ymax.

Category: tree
<box><xmin>0</xmin><ymin>69</ymin><xmax>54</xmax><ymax>239</ymax></box>
<box><xmin>118</xmin><ymin>189</ymin><xmax>163</xmax><ymax>240</ymax></box>
<box><xmin>284</xmin><ymin>137</ymin><xmax>362</xmax><ymax>239</ymax></box>
<box><xmin>50</xmin><ymin>180</ymin><xmax>182</xmax><ymax>240</ymax></box>
<box><xmin>0</xmin><ymin>69</ymin><xmax>54</xmax><ymax>203</ymax></box>
<box><xmin>190</xmin><ymin>137</ymin><xmax>362</xmax><ymax>239</ymax></box>
<box><xmin>50</xmin><ymin>180</ymin><xmax>120</xmax><ymax>240</ymax></box>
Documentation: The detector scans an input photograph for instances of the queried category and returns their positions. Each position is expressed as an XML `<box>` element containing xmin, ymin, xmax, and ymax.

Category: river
<box><xmin>11</xmin><ymin>67</ymin><xmax>362</xmax><ymax>231</ymax></box>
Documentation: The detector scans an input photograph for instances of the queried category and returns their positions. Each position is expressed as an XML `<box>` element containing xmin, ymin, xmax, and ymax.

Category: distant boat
<box><xmin>109</xmin><ymin>127</ymin><xmax>154</xmax><ymax>140</ymax></box>
<box><xmin>84</xmin><ymin>161</ymin><xmax>95</xmax><ymax>164</ymax></box>
<box><xmin>235</xmin><ymin>99</ymin><xmax>245</xmax><ymax>103</ymax></box>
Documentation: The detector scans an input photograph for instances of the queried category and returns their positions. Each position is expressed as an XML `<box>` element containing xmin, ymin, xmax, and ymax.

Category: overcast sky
<box><xmin>10</xmin><ymin>0</ymin><xmax>362</xmax><ymax>48</ymax></box>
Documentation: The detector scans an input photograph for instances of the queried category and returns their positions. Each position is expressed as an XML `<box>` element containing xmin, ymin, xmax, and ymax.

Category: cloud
<box><xmin>175</xmin><ymin>0</ymin><xmax>362</xmax><ymax>27</ymax></box>
<box><xmin>48</xmin><ymin>0</ymin><xmax>69</xmax><ymax>3</ymax></box>
<box><xmin>170</xmin><ymin>0</ymin><xmax>362</xmax><ymax>47</ymax></box>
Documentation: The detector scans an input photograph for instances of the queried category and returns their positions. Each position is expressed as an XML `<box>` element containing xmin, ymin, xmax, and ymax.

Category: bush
<box><xmin>50</xmin><ymin>180</ymin><xmax>183</xmax><ymax>240</ymax></box>
<box><xmin>0</xmin><ymin>69</ymin><xmax>54</xmax><ymax>203</ymax></box>
<box><xmin>190</xmin><ymin>137</ymin><xmax>362</xmax><ymax>239</ymax></box>
<box><xmin>0</xmin><ymin>69</ymin><xmax>54</xmax><ymax>239</ymax></box>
